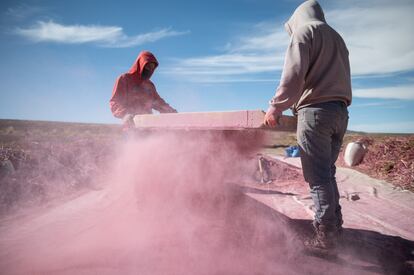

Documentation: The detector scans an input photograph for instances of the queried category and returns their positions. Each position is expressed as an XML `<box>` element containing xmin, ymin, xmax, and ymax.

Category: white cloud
<box><xmin>166</xmin><ymin>53</ymin><xmax>283</xmax><ymax>76</ymax></box>
<box><xmin>15</xmin><ymin>21</ymin><xmax>121</xmax><ymax>44</ymax></box>
<box><xmin>12</xmin><ymin>1</ymin><xmax>412</xmax><ymax>82</ymax></box>
<box><xmin>327</xmin><ymin>1</ymin><xmax>414</xmax><ymax>76</ymax></box>
<box><xmin>14</xmin><ymin>21</ymin><xmax>189</xmax><ymax>48</ymax></box>
<box><xmin>227</xmin><ymin>24</ymin><xmax>288</xmax><ymax>54</ymax></box>
<box><xmin>162</xmin><ymin>23</ymin><xmax>288</xmax><ymax>82</ymax></box>
<box><xmin>354</xmin><ymin>85</ymin><xmax>414</xmax><ymax>100</ymax></box>
<box><xmin>166</xmin><ymin>0</ymin><xmax>413</xmax><ymax>82</ymax></box>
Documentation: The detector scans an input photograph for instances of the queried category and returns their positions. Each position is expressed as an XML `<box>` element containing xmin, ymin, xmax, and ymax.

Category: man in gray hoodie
<box><xmin>264</xmin><ymin>0</ymin><xmax>352</xmax><ymax>252</ymax></box>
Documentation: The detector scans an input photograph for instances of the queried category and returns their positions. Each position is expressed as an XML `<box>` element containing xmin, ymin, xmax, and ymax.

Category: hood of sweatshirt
<box><xmin>128</xmin><ymin>51</ymin><xmax>159</xmax><ymax>81</ymax></box>
<box><xmin>284</xmin><ymin>0</ymin><xmax>326</xmax><ymax>36</ymax></box>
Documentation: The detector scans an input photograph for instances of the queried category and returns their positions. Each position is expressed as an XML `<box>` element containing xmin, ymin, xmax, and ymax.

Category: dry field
<box><xmin>0</xmin><ymin>119</ymin><xmax>121</xmax><ymax>215</ymax></box>
<box><xmin>0</xmin><ymin>119</ymin><xmax>413</xmax><ymax>274</ymax></box>
<box><xmin>264</xmin><ymin>131</ymin><xmax>414</xmax><ymax>192</ymax></box>
<box><xmin>0</xmin><ymin>119</ymin><xmax>413</xmax><ymax>216</ymax></box>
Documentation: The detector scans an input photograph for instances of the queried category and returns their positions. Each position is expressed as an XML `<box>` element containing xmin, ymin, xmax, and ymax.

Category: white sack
<box><xmin>344</xmin><ymin>142</ymin><xmax>367</xmax><ymax>166</ymax></box>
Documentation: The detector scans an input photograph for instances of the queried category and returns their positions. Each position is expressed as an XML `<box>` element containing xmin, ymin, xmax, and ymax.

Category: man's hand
<box><xmin>264</xmin><ymin>106</ymin><xmax>281</xmax><ymax>128</ymax></box>
<box><xmin>122</xmin><ymin>114</ymin><xmax>135</xmax><ymax>128</ymax></box>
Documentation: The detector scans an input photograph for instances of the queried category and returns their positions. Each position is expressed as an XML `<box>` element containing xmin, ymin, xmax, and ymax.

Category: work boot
<box><xmin>304</xmin><ymin>222</ymin><xmax>337</xmax><ymax>256</ymax></box>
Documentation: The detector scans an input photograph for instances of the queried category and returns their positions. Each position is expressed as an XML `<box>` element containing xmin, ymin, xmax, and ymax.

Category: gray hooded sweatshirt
<box><xmin>270</xmin><ymin>0</ymin><xmax>352</xmax><ymax>113</ymax></box>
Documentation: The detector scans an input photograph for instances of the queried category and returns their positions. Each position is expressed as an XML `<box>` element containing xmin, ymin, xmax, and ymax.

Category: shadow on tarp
<box><xmin>262</xmin><ymin>144</ymin><xmax>291</xmax><ymax>149</ymax></box>
<box><xmin>239</xmin><ymin>185</ymin><xmax>297</xmax><ymax>196</ymax></box>
<box><xmin>242</xmin><ymin>193</ymin><xmax>414</xmax><ymax>275</ymax></box>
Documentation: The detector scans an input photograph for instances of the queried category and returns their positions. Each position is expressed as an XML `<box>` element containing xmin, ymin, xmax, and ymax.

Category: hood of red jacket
<box><xmin>128</xmin><ymin>51</ymin><xmax>159</xmax><ymax>81</ymax></box>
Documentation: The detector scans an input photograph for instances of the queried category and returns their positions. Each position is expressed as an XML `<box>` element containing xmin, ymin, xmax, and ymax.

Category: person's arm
<box><xmin>110</xmin><ymin>75</ymin><xmax>135</xmax><ymax>128</ymax></box>
<box><xmin>265</xmin><ymin>41</ymin><xmax>310</xmax><ymax>126</ymax></box>
<box><xmin>151</xmin><ymin>84</ymin><xmax>177</xmax><ymax>113</ymax></box>
<box><xmin>110</xmin><ymin>75</ymin><xmax>129</xmax><ymax>118</ymax></box>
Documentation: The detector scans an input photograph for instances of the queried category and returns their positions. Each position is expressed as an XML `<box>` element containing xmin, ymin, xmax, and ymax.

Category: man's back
<box><xmin>269</xmin><ymin>0</ymin><xmax>352</xmax><ymax>113</ymax></box>
<box><xmin>293</xmin><ymin>21</ymin><xmax>352</xmax><ymax>110</ymax></box>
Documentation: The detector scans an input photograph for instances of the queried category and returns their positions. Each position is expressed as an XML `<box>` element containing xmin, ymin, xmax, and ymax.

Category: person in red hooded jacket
<box><xmin>110</xmin><ymin>51</ymin><xmax>177</xmax><ymax>128</ymax></box>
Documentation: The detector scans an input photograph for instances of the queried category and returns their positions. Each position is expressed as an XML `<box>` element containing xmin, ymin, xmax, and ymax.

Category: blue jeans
<box><xmin>297</xmin><ymin>101</ymin><xmax>349</xmax><ymax>229</ymax></box>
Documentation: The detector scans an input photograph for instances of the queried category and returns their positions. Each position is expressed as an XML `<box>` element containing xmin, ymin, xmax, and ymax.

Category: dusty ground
<box><xmin>263</xmin><ymin>131</ymin><xmax>414</xmax><ymax>192</ymax></box>
<box><xmin>0</xmin><ymin>119</ymin><xmax>413</xmax><ymax>274</ymax></box>
<box><xmin>0</xmin><ymin>119</ymin><xmax>120</xmax><ymax>215</ymax></box>
<box><xmin>340</xmin><ymin>136</ymin><xmax>414</xmax><ymax>191</ymax></box>
<box><xmin>243</xmin><ymin>156</ymin><xmax>414</xmax><ymax>274</ymax></box>
<box><xmin>1</xmin><ymin>119</ymin><xmax>413</xmax><ymax>215</ymax></box>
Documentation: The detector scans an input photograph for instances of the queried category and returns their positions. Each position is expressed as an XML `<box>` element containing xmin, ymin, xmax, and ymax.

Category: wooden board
<box><xmin>133</xmin><ymin>110</ymin><xmax>297</xmax><ymax>131</ymax></box>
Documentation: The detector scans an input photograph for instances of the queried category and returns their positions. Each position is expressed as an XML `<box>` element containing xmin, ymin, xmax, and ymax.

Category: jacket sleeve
<box><xmin>151</xmin><ymin>85</ymin><xmax>177</xmax><ymax>113</ymax></box>
<box><xmin>270</xmin><ymin>41</ymin><xmax>310</xmax><ymax>112</ymax></box>
<box><xmin>110</xmin><ymin>75</ymin><xmax>129</xmax><ymax>118</ymax></box>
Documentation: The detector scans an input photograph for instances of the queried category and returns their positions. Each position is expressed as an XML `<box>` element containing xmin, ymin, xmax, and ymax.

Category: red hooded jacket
<box><xmin>110</xmin><ymin>51</ymin><xmax>176</xmax><ymax>118</ymax></box>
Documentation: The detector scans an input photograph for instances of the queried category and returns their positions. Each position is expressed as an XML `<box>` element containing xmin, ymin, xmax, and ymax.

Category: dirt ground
<box><xmin>339</xmin><ymin>136</ymin><xmax>414</xmax><ymax>191</ymax></box>
<box><xmin>263</xmin><ymin>131</ymin><xmax>414</xmax><ymax>192</ymax></box>
<box><xmin>0</xmin><ymin>119</ymin><xmax>413</xmax><ymax>274</ymax></box>
<box><xmin>0</xmin><ymin>119</ymin><xmax>120</xmax><ymax>215</ymax></box>
<box><xmin>1</xmin><ymin>119</ymin><xmax>413</xmax><ymax>214</ymax></box>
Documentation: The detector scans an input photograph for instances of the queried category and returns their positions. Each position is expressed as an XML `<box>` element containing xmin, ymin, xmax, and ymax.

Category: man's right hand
<box><xmin>264</xmin><ymin>106</ymin><xmax>281</xmax><ymax>128</ymax></box>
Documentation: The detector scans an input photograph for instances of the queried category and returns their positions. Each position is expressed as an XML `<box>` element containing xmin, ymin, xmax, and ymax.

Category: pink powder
<box><xmin>0</xmin><ymin>130</ymin><xmax>372</xmax><ymax>274</ymax></box>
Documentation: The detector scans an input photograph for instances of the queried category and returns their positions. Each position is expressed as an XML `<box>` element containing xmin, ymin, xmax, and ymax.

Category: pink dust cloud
<box><xmin>0</xmin><ymin>130</ymin><xmax>350</xmax><ymax>275</ymax></box>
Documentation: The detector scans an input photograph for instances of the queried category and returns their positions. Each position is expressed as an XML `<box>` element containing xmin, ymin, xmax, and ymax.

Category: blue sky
<box><xmin>1</xmin><ymin>0</ymin><xmax>413</xmax><ymax>133</ymax></box>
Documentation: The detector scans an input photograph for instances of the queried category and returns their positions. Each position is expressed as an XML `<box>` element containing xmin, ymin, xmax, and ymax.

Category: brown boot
<box><xmin>304</xmin><ymin>223</ymin><xmax>337</xmax><ymax>256</ymax></box>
